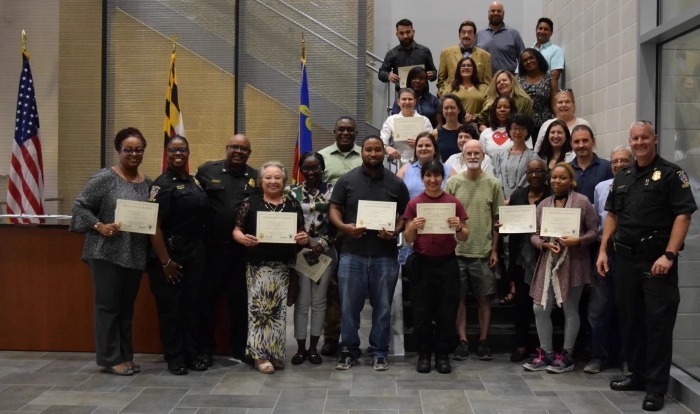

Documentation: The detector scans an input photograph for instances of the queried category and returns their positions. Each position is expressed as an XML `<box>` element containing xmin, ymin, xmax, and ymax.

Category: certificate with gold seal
<box><xmin>294</xmin><ymin>249</ymin><xmax>333</xmax><ymax>283</ymax></box>
<box><xmin>499</xmin><ymin>205</ymin><xmax>536</xmax><ymax>233</ymax></box>
<box><xmin>115</xmin><ymin>199</ymin><xmax>159</xmax><ymax>235</ymax></box>
<box><xmin>256</xmin><ymin>212</ymin><xmax>297</xmax><ymax>243</ymax></box>
<box><xmin>356</xmin><ymin>200</ymin><xmax>396</xmax><ymax>231</ymax></box>
<box><xmin>393</xmin><ymin>117</ymin><xmax>424</xmax><ymax>142</ymax></box>
<box><xmin>540</xmin><ymin>207</ymin><xmax>581</xmax><ymax>238</ymax></box>
<box><xmin>417</xmin><ymin>203</ymin><xmax>455</xmax><ymax>234</ymax></box>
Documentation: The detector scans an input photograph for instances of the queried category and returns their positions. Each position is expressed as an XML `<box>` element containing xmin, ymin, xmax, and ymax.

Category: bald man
<box><xmin>195</xmin><ymin>134</ymin><xmax>259</xmax><ymax>367</ymax></box>
<box><xmin>476</xmin><ymin>2</ymin><xmax>525</xmax><ymax>74</ymax></box>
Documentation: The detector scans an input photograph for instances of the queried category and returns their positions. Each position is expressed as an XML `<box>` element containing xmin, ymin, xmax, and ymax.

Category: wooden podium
<box><xmin>0</xmin><ymin>225</ymin><xmax>231</xmax><ymax>354</ymax></box>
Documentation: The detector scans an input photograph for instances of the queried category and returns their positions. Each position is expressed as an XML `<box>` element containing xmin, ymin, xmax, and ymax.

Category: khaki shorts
<box><xmin>457</xmin><ymin>256</ymin><xmax>496</xmax><ymax>297</ymax></box>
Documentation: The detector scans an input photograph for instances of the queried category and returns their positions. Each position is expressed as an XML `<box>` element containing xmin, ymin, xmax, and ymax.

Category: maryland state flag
<box><xmin>163</xmin><ymin>47</ymin><xmax>185</xmax><ymax>172</ymax></box>
<box><xmin>292</xmin><ymin>36</ymin><xmax>313</xmax><ymax>184</ymax></box>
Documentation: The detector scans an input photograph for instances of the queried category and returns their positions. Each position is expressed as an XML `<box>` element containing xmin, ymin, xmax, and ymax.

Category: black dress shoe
<box><xmin>188</xmin><ymin>360</ymin><xmax>208</xmax><ymax>371</ymax></box>
<box><xmin>643</xmin><ymin>392</ymin><xmax>664</xmax><ymax>411</ymax></box>
<box><xmin>435</xmin><ymin>355</ymin><xmax>452</xmax><ymax>374</ymax></box>
<box><xmin>291</xmin><ymin>352</ymin><xmax>307</xmax><ymax>365</ymax></box>
<box><xmin>416</xmin><ymin>354</ymin><xmax>431</xmax><ymax>373</ymax></box>
<box><xmin>168</xmin><ymin>363</ymin><xmax>188</xmax><ymax>375</ymax></box>
<box><xmin>198</xmin><ymin>354</ymin><xmax>213</xmax><ymax>367</ymax></box>
<box><xmin>610</xmin><ymin>376</ymin><xmax>645</xmax><ymax>391</ymax></box>
<box><xmin>320</xmin><ymin>339</ymin><xmax>339</xmax><ymax>356</ymax></box>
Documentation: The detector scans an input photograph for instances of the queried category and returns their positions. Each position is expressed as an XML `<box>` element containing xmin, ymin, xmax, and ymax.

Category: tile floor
<box><xmin>0</xmin><ymin>309</ymin><xmax>692</xmax><ymax>414</ymax></box>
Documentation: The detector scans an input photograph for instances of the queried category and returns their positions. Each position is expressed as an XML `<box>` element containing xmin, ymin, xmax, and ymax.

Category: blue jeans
<box><xmin>338</xmin><ymin>253</ymin><xmax>399</xmax><ymax>358</ymax></box>
<box><xmin>588</xmin><ymin>253</ymin><xmax>622</xmax><ymax>365</ymax></box>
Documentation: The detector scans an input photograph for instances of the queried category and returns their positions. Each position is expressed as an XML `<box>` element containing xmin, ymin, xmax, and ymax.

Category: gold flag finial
<box><xmin>21</xmin><ymin>30</ymin><xmax>27</xmax><ymax>52</ymax></box>
<box><xmin>171</xmin><ymin>35</ymin><xmax>178</xmax><ymax>53</ymax></box>
<box><xmin>300</xmin><ymin>31</ymin><xmax>306</xmax><ymax>64</ymax></box>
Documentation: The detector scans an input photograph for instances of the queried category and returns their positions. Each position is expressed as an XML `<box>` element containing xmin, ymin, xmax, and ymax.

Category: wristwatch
<box><xmin>663</xmin><ymin>251</ymin><xmax>676</xmax><ymax>260</ymax></box>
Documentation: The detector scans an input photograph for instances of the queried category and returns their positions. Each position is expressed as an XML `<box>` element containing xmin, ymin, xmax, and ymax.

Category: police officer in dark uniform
<box><xmin>597</xmin><ymin>121</ymin><xmax>696</xmax><ymax>411</ymax></box>
<box><xmin>149</xmin><ymin>136</ymin><xmax>210</xmax><ymax>375</ymax></box>
<box><xmin>195</xmin><ymin>133</ymin><xmax>258</xmax><ymax>365</ymax></box>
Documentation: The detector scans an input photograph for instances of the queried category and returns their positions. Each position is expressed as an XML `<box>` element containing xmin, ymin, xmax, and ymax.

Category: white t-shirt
<box><xmin>445</xmin><ymin>152</ymin><xmax>495</xmax><ymax>176</ymax></box>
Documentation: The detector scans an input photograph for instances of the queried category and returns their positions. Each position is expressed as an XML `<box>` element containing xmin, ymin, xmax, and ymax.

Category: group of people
<box><xmin>67</xmin><ymin>3</ymin><xmax>695</xmax><ymax>412</ymax></box>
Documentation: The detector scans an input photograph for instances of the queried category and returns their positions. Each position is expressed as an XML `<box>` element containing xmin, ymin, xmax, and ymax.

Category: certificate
<box><xmin>114</xmin><ymin>199</ymin><xmax>158</xmax><ymax>235</ymax></box>
<box><xmin>256</xmin><ymin>212</ymin><xmax>297</xmax><ymax>244</ymax></box>
<box><xmin>293</xmin><ymin>249</ymin><xmax>333</xmax><ymax>283</ymax></box>
<box><xmin>393</xmin><ymin>117</ymin><xmax>425</xmax><ymax>142</ymax></box>
<box><xmin>540</xmin><ymin>207</ymin><xmax>581</xmax><ymax>238</ymax></box>
<box><xmin>499</xmin><ymin>205</ymin><xmax>536</xmax><ymax>233</ymax></box>
<box><xmin>356</xmin><ymin>200</ymin><xmax>397</xmax><ymax>231</ymax></box>
<box><xmin>398</xmin><ymin>64</ymin><xmax>424</xmax><ymax>88</ymax></box>
<box><xmin>417</xmin><ymin>203</ymin><xmax>455</xmax><ymax>234</ymax></box>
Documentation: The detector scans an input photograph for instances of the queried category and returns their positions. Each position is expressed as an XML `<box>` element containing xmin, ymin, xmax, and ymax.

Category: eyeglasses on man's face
<box><xmin>226</xmin><ymin>144</ymin><xmax>251</xmax><ymax>153</ymax></box>
<box><xmin>525</xmin><ymin>169</ymin><xmax>546</xmax><ymax>175</ymax></box>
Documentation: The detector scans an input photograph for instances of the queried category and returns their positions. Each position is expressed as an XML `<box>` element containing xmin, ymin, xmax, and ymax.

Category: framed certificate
<box><xmin>356</xmin><ymin>200</ymin><xmax>397</xmax><ymax>231</ymax></box>
<box><xmin>540</xmin><ymin>207</ymin><xmax>581</xmax><ymax>238</ymax></box>
<box><xmin>416</xmin><ymin>203</ymin><xmax>456</xmax><ymax>234</ymax></box>
<box><xmin>115</xmin><ymin>199</ymin><xmax>158</xmax><ymax>235</ymax></box>
<box><xmin>293</xmin><ymin>249</ymin><xmax>333</xmax><ymax>283</ymax></box>
<box><xmin>398</xmin><ymin>64</ymin><xmax>424</xmax><ymax>88</ymax></box>
<box><xmin>256</xmin><ymin>212</ymin><xmax>297</xmax><ymax>243</ymax></box>
<box><xmin>499</xmin><ymin>205</ymin><xmax>537</xmax><ymax>233</ymax></box>
<box><xmin>393</xmin><ymin>117</ymin><xmax>425</xmax><ymax>142</ymax></box>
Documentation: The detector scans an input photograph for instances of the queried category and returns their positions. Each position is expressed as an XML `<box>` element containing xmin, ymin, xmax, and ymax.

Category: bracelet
<box><xmin>455</xmin><ymin>226</ymin><xmax>462</xmax><ymax>233</ymax></box>
<box><xmin>93</xmin><ymin>221</ymin><xmax>102</xmax><ymax>230</ymax></box>
<box><xmin>162</xmin><ymin>259</ymin><xmax>172</xmax><ymax>268</ymax></box>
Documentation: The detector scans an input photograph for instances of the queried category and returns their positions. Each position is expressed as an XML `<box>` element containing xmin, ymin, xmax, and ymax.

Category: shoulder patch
<box><xmin>149</xmin><ymin>186</ymin><xmax>160</xmax><ymax>202</ymax></box>
<box><xmin>677</xmin><ymin>170</ymin><xmax>690</xmax><ymax>188</ymax></box>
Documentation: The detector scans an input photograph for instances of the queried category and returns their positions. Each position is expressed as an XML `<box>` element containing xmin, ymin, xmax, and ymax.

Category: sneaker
<box><xmin>477</xmin><ymin>341</ymin><xmax>493</xmax><ymax>361</ymax></box>
<box><xmin>453</xmin><ymin>340</ymin><xmax>469</xmax><ymax>360</ymax></box>
<box><xmin>372</xmin><ymin>356</ymin><xmax>389</xmax><ymax>371</ymax></box>
<box><xmin>583</xmin><ymin>358</ymin><xmax>602</xmax><ymax>374</ymax></box>
<box><xmin>546</xmin><ymin>351</ymin><xmax>575</xmax><ymax>374</ymax></box>
<box><xmin>523</xmin><ymin>347</ymin><xmax>554</xmax><ymax>371</ymax></box>
<box><xmin>335</xmin><ymin>348</ymin><xmax>357</xmax><ymax>370</ymax></box>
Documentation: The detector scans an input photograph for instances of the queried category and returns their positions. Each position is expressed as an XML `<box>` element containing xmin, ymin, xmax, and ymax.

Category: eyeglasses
<box><xmin>167</xmin><ymin>147</ymin><xmax>189</xmax><ymax>154</ymax></box>
<box><xmin>611</xmin><ymin>158</ymin><xmax>631</xmax><ymax>165</ymax></box>
<box><xmin>525</xmin><ymin>169</ymin><xmax>546</xmax><ymax>175</ymax></box>
<box><xmin>226</xmin><ymin>144</ymin><xmax>251</xmax><ymax>153</ymax></box>
<box><xmin>121</xmin><ymin>147</ymin><xmax>145</xmax><ymax>155</ymax></box>
<box><xmin>510</xmin><ymin>126</ymin><xmax>528</xmax><ymax>132</ymax></box>
<box><xmin>301</xmin><ymin>165</ymin><xmax>322</xmax><ymax>172</ymax></box>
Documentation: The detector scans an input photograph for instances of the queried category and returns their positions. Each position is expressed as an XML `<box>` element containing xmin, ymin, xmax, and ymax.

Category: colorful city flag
<box><xmin>163</xmin><ymin>48</ymin><xmax>185</xmax><ymax>172</ymax></box>
<box><xmin>292</xmin><ymin>36</ymin><xmax>313</xmax><ymax>184</ymax></box>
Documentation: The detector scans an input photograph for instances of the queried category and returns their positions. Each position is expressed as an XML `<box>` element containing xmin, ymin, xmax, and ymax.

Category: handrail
<box><xmin>253</xmin><ymin>0</ymin><xmax>381</xmax><ymax>73</ymax></box>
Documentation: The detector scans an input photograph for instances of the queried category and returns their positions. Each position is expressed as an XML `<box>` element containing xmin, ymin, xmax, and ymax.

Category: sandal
<box><xmin>499</xmin><ymin>292</ymin><xmax>515</xmax><ymax>305</ymax></box>
<box><xmin>105</xmin><ymin>364</ymin><xmax>134</xmax><ymax>376</ymax></box>
<box><xmin>271</xmin><ymin>358</ymin><xmax>286</xmax><ymax>370</ymax></box>
<box><xmin>255</xmin><ymin>359</ymin><xmax>275</xmax><ymax>374</ymax></box>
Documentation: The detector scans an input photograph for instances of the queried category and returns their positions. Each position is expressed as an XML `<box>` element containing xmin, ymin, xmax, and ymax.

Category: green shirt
<box><xmin>318</xmin><ymin>142</ymin><xmax>362</xmax><ymax>184</ymax></box>
<box><xmin>445</xmin><ymin>172</ymin><xmax>505</xmax><ymax>258</ymax></box>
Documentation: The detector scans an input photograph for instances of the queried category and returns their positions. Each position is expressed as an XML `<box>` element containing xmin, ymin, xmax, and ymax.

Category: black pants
<box><xmin>405</xmin><ymin>253</ymin><xmax>460</xmax><ymax>356</ymax></box>
<box><xmin>198</xmin><ymin>242</ymin><xmax>247</xmax><ymax>357</ymax></box>
<box><xmin>148</xmin><ymin>249</ymin><xmax>204</xmax><ymax>365</ymax></box>
<box><xmin>511</xmin><ymin>264</ymin><xmax>534</xmax><ymax>350</ymax></box>
<box><xmin>88</xmin><ymin>259</ymin><xmax>142</xmax><ymax>367</ymax></box>
<box><xmin>615</xmin><ymin>247</ymin><xmax>680</xmax><ymax>394</ymax></box>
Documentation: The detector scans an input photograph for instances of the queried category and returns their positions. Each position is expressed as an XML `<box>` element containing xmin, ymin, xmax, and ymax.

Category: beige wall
<box><xmin>543</xmin><ymin>0</ymin><xmax>638</xmax><ymax>157</ymax></box>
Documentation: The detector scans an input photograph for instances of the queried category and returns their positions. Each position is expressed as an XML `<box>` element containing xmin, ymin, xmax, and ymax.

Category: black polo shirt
<box><xmin>330</xmin><ymin>166</ymin><xmax>410</xmax><ymax>257</ymax></box>
<box><xmin>195</xmin><ymin>160</ymin><xmax>259</xmax><ymax>243</ymax></box>
<box><xmin>605</xmin><ymin>155</ymin><xmax>697</xmax><ymax>245</ymax></box>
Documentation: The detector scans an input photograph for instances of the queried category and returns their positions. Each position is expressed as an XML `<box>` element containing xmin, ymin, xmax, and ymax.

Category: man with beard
<box><xmin>445</xmin><ymin>140</ymin><xmax>504</xmax><ymax>361</ymax></box>
<box><xmin>598</xmin><ymin>121</ymin><xmax>696</xmax><ymax>411</ymax></box>
<box><xmin>570</xmin><ymin>125</ymin><xmax>613</xmax><ymax>203</ymax></box>
<box><xmin>329</xmin><ymin>136</ymin><xmax>409</xmax><ymax>371</ymax></box>
<box><xmin>379</xmin><ymin>19</ymin><xmax>437</xmax><ymax>92</ymax></box>
<box><xmin>477</xmin><ymin>2</ymin><xmax>525</xmax><ymax>75</ymax></box>
<box><xmin>195</xmin><ymin>134</ymin><xmax>258</xmax><ymax>366</ymax></box>
<box><xmin>437</xmin><ymin>20</ymin><xmax>493</xmax><ymax>96</ymax></box>
<box><xmin>534</xmin><ymin>17</ymin><xmax>564</xmax><ymax>88</ymax></box>
<box><xmin>316</xmin><ymin>116</ymin><xmax>363</xmax><ymax>357</ymax></box>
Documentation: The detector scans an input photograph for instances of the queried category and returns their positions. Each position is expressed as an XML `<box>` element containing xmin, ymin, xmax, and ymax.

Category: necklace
<box><xmin>117</xmin><ymin>165</ymin><xmax>139</xmax><ymax>183</ymax></box>
<box><xmin>263</xmin><ymin>197</ymin><xmax>284</xmax><ymax>212</ymax></box>
<box><xmin>504</xmin><ymin>148</ymin><xmax>525</xmax><ymax>189</ymax></box>
<box><xmin>554</xmin><ymin>191</ymin><xmax>568</xmax><ymax>207</ymax></box>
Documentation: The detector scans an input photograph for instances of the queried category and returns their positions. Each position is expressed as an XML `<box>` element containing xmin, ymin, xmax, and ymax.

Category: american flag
<box><xmin>6</xmin><ymin>49</ymin><xmax>45</xmax><ymax>224</ymax></box>
<box><xmin>162</xmin><ymin>49</ymin><xmax>185</xmax><ymax>172</ymax></box>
